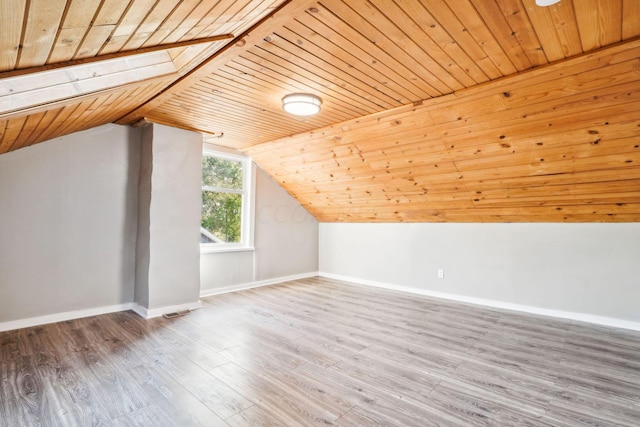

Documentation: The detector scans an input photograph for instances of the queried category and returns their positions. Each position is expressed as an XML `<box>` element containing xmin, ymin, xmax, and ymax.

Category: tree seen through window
<box><xmin>201</xmin><ymin>155</ymin><xmax>244</xmax><ymax>243</ymax></box>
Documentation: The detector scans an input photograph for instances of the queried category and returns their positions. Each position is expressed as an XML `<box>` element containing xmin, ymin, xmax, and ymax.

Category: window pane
<box><xmin>201</xmin><ymin>191</ymin><xmax>242</xmax><ymax>243</ymax></box>
<box><xmin>202</xmin><ymin>156</ymin><xmax>243</xmax><ymax>190</ymax></box>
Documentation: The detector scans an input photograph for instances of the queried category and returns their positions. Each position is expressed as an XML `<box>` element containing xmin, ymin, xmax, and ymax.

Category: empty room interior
<box><xmin>1</xmin><ymin>0</ymin><xmax>640</xmax><ymax>425</ymax></box>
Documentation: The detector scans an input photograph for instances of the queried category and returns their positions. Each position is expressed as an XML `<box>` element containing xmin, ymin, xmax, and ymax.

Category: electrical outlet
<box><xmin>437</xmin><ymin>269</ymin><xmax>444</xmax><ymax>279</ymax></box>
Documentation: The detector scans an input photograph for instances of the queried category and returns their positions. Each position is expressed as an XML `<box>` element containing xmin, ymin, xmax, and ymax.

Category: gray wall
<box><xmin>319</xmin><ymin>223</ymin><xmax>640</xmax><ymax>323</ymax></box>
<box><xmin>200</xmin><ymin>165</ymin><xmax>319</xmax><ymax>293</ymax></box>
<box><xmin>0</xmin><ymin>123</ymin><xmax>316</xmax><ymax>323</ymax></box>
<box><xmin>0</xmin><ymin>124</ymin><xmax>140</xmax><ymax>322</ymax></box>
<box><xmin>136</xmin><ymin>124</ymin><xmax>202</xmax><ymax>310</ymax></box>
<box><xmin>254</xmin><ymin>166</ymin><xmax>319</xmax><ymax>279</ymax></box>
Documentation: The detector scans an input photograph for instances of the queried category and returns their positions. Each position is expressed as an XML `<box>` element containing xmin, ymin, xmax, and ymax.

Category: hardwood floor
<box><xmin>1</xmin><ymin>277</ymin><xmax>640</xmax><ymax>426</ymax></box>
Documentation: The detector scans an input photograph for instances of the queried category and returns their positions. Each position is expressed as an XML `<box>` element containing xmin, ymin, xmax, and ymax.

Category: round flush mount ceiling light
<box><xmin>535</xmin><ymin>0</ymin><xmax>561</xmax><ymax>6</ymax></box>
<box><xmin>282</xmin><ymin>93</ymin><xmax>322</xmax><ymax>116</ymax></box>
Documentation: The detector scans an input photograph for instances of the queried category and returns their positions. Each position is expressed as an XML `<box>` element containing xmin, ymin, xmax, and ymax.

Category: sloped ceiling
<box><xmin>0</xmin><ymin>0</ymin><xmax>287</xmax><ymax>151</ymax></box>
<box><xmin>1</xmin><ymin>0</ymin><xmax>639</xmax><ymax>222</ymax></box>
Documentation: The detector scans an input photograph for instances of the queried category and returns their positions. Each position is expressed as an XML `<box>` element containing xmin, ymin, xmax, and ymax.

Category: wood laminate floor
<box><xmin>1</xmin><ymin>277</ymin><xmax>640</xmax><ymax>426</ymax></box>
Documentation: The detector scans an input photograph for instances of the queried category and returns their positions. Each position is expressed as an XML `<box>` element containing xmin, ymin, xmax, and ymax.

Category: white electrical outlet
<box><xmin>437</xmin><ymin>269</ymin><xmax>444</xmax><ymax>279</ymax></box>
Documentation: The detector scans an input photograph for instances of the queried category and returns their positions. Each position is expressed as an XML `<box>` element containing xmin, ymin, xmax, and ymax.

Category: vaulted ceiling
<box><xmin>1</xmin><ymin>0</ymin><xmax>639</xmax><ymax>222</ymax></box>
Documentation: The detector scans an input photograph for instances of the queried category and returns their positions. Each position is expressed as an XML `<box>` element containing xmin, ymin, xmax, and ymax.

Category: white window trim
<box><xmin>200</xmin><ymin>149</ymin><xmax>255</xmax><ymax>254</ymax></box>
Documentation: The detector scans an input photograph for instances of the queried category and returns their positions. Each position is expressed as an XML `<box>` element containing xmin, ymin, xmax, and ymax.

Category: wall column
<box><xmin>134</xmin><ymin>123</ymin><xmax>202</xmax><ymax>317</ymax></box>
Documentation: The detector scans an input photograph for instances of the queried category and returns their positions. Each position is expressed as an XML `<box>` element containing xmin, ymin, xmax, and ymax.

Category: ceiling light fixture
<box><xmin>535</xmin><ymin>0</ymin><xmax>561</xmax><ymax>6</ymax></box>
<box><xmin>282</xmin><ymin>93</ymin><xmax>322</xmax><ymax>116</ymax></box>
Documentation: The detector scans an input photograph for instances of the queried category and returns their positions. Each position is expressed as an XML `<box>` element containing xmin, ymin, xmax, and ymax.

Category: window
<box><xmin>200</xmin><ymin>150</ymin><xmax>253</xmax><ymax>252</ymax></box>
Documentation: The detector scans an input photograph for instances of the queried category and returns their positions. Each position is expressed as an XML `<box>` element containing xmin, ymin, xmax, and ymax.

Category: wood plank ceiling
<box><xmin>1</xmin><ymin>0</ymin><xmax>639</xmax><ymax>222</ymax></box>
<box><xmin>0</xmin><ymin>0</ymin><xmax>286</xmax><ymax>151</ymax></box>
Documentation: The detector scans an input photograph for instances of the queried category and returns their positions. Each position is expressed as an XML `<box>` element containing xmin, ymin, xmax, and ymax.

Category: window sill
<box><xmin>200</xmin><ymin>246</ymin><xmax>255</xmax><ymax>254</ymax></box>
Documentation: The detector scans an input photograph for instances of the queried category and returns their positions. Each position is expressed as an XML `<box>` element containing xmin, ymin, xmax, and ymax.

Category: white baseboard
<box><xmin>200</xmin><ymin>271</ymin><xmax>319</xmax><ymax>298</ymax></box>
<box><xmin>131</xmin><ymin>300</ymin><xmax>203</xmax><ymax>319</ymax></box>
<box><xmin>0</xmin><ymin>272</ymin><xmax>319</xmax><ymax>331</ymax></box>
<box><xmin>318</xmin><ymin>272</ymin><xmax>640</xmax><ymax>332</ymax></box>
<box><xmin>0</xmin><ymin>303</ymin><xmax>134</xmax><ymax>333</ymax></box>
<box><xmin>8</xmin><ymin>271</ymin><xmax>635</xmax><ymax>333</ymax></box>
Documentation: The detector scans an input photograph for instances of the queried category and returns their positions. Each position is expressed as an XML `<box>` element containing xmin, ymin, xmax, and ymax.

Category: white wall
<box><xmin>0</xmin><ymin>125</ymin><xmax>140</xmax><ymax>322</ymax></box>
<box><xmin>319</xmin><ymin>223</ymin><xmax>640</xmax><ymax>324</ymax></box>
<box><xmin>200</xmin><ymin>165</ymin><xmax>319</xmax><ymax>293</ymax></box>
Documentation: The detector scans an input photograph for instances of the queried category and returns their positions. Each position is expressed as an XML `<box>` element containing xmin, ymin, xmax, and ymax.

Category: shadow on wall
<box><xmin>121</xmin><ymin>126</ymin><xmax>141</xmax><ymax>304</ymax></box>
<box><xmin>257</xmin><ymin>204</ymin><xmax>313</xmax><ymax>224</ymax></box>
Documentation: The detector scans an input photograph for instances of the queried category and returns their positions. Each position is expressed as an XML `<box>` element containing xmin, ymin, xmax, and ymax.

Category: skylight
<box><xmin>0</xmin><ymin>51</ymin><xmax>177</xmax><ymax>115</ymax></box>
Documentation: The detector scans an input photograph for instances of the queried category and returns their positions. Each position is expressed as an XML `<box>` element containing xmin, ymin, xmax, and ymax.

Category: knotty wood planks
<box><xmin>1</xmin><ymin>0</ymin><xmax>279</xmax><ymax>72</ymax></box>
<box><xmin>0</xmin><ymin>0</ymin><xmax>286</xmax><ymax>153</ymax></box>
<box><xmin>118</xmin><ymin>0</ymin><xmax>638</xmax><ymax>149</ymax></box>
<box><xmin>245</xmin><ymin>39</ymin><xmax>640</xmax><ymax>222</ymax></box>
<box><xmin>1</xmin><ymin>0</ymin><xmax>639</xmax><ymax>223</ymax></box>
